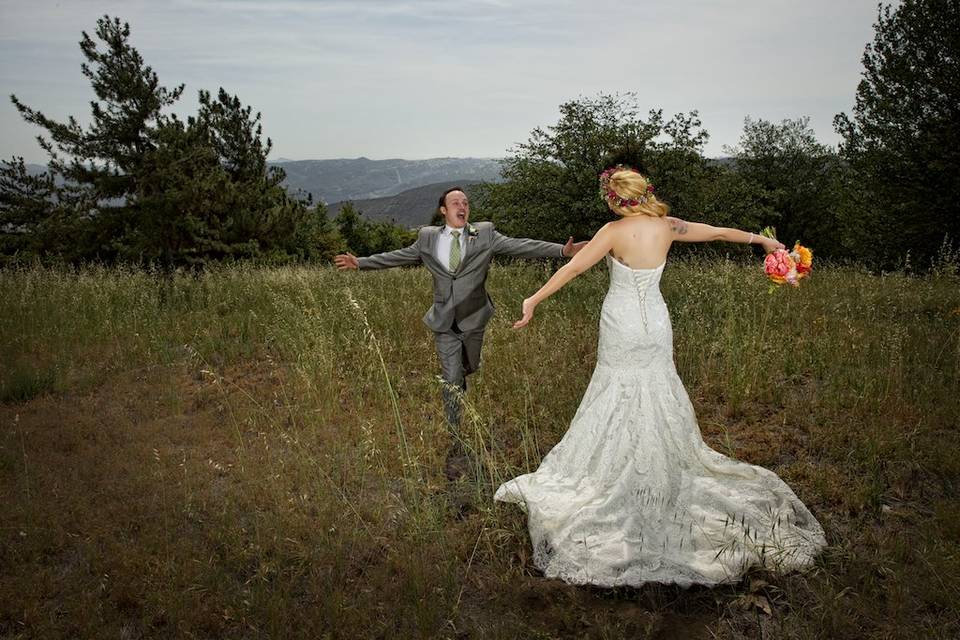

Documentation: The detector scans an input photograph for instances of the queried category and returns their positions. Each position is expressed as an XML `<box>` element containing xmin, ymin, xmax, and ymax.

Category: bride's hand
<box><xmin>759</xmin><ymin>236</ymin><xmax>785</xmax><ymax>253</ymax></box>
<box><xmin>513</xmin><ymin>298</ymin><xmax>536</xmax><ymax>329</ymax></box>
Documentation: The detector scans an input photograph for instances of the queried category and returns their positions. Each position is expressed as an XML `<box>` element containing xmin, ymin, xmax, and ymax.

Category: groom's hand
<box><xmin>334</xmin><ymin>253</ymin><xmax>359</xmax><ymax>270</ymax></box>
<box><xmin>562</xmin><ymin>237</ymin><xmax>588</xmax><ymax>258</ymax></box>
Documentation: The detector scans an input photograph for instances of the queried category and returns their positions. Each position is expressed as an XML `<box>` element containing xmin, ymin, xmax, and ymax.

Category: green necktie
<box><xmin>449</xmin><ymin>230</ymin><xmax>462</xmax><ymax>271</ymax></box>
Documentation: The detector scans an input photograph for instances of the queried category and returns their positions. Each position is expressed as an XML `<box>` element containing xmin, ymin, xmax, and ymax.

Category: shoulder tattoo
<box><xmin>668</xmin><ymin>217</ymin><xmax>688</xmax><ymax>235</ymax></box>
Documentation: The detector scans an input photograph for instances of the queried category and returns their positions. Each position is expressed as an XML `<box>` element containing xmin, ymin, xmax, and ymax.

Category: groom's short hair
<box><xmin>438</xmin><ymin>186</ymin><xmax>466</xmax><ymax>209</ymax></box>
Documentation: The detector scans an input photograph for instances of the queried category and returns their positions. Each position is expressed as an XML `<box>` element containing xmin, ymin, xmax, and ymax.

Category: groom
<box><xmin>334</xmin><ymin>186</ymin><xmax>586</xmax><ymax>480</ymax></box>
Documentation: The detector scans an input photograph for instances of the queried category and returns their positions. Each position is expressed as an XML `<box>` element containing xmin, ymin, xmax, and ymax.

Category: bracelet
<box><xmin>747</xmin><ymin>232</ymin><xmax>754</xmax><ymax>245</ymax></box>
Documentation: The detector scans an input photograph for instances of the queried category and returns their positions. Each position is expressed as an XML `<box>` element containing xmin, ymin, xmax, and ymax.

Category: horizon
<box><xmin>23</xmin><ymin>153</ymin><xmax>739</xmax><ymax>166</ymax></box>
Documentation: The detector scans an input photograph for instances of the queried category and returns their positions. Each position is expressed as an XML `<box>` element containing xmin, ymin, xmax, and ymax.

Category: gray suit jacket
<box><xmin>358</xmin><ymin>221</ymin><xmax>564</xmax><ymax>332</ymax></box>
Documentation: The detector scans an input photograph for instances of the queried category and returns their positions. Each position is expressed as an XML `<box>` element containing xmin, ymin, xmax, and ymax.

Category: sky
<box><xmin>0</xmin><ymin>0</ymin><xmax>884</xmax><ymax>163</ymax></box>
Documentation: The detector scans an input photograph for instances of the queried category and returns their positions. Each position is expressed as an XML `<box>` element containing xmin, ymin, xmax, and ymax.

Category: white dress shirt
<box><xmin>436</xmin><ymin>224</ymin><xmax>468</xmax><ymax>272</ymax></box>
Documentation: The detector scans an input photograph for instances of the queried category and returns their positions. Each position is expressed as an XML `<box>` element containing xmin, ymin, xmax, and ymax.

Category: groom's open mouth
<box><xmin>456</xmin><ymin>212</ymin><xmax>467</xmax><ymax>223</ymax></box>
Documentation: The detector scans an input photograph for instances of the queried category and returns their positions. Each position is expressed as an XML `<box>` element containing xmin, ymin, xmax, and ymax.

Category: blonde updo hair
<box><xmin>604</xmin><ymin>169</ymin><xmax>670</xmax><ymax>218</ymax></box>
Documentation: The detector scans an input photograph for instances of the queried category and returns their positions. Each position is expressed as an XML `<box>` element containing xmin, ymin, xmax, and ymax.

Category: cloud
<box><xmin>1</xmin><ymin>0</ymin><xmax>877</xmax><ymax>162</ymax></box>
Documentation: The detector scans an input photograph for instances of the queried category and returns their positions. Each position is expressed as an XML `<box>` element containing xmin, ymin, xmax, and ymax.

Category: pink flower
<box><xmin>764</xmin><ymin>250</ymin><xmax>794</xmax><ymax>277</ymax></box>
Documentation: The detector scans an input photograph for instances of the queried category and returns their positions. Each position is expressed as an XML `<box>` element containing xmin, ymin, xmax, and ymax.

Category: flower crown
<box><xmin>598</xmin><ymin>165</ymin><xmax>655</xmax><ymax>208</ymax></box>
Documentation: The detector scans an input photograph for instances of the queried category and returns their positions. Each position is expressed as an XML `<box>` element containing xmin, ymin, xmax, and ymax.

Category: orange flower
<box><xmin>794</xmin><ymin>243</ymin><xmax>813</xmax><ymax>267</ymax></box>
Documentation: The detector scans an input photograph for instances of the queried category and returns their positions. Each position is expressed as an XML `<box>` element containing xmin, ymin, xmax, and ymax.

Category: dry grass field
<box><xmin>1</xmin><ymin>257</ymin><xmax>958</xmax><ymax>638</ymax></box>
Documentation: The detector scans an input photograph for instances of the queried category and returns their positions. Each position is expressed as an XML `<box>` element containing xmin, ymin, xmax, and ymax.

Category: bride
<box><xmin>494</xmin><ymin>166</ymin><xmax>827</xmax><ymax>588</ymax></box>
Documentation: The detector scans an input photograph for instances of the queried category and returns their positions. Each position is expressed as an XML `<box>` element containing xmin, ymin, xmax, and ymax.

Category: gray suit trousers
<box><xmin>434</xmin><ymin>323</ymin><xmax>485</xmax><ymax>446</ymax></box>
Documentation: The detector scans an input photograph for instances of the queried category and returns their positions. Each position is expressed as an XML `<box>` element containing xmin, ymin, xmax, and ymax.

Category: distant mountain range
<box><xmin>23</xmin><ymin>156</ymin><xmax>504</xmax><ymax>204</ymax></box>
<box><xmin>270</xmin><ymin>157</ymin><xmax>504</xmax><ymax>203</ymax></box>
<box><xmin>22</xmin><ymin>157</ymin><xmax>501</xmax><ymax>229</ymax></box>
<box><xmin>327</xmin><ymin>181</ymin><xmax>487</xmax><ymax>228</ymax></box>
<box><xmin>20</xmin><ymin>156</ymin><xmax>733</xmax><ymax>231</ymax></box>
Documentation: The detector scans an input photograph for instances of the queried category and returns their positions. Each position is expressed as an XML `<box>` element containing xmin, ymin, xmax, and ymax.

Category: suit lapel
<box><xmin>456</xmin><ymin>226</ymin><xmax>483</xmax><ymax>273</ymax></box>
<box><xmin>421</xmin><ymin>226</ymin><xmax>445</xmax><ymax>272</ymax></box>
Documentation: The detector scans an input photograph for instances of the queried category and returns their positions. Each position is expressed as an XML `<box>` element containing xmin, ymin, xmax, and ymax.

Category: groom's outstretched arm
<box><xmin>358</xmin><ymin>237</ymin><xmax>421</xmax><ymax>269</ymax></box>
<box><xmin>490</xmin><ymin>226</ymin><xmax>587</xmax><ymax>259</ymax></box>
<box><xmin>334</xmin><ymin>231</ymin><xmax>423</xmax><ymax>270</ymax></box>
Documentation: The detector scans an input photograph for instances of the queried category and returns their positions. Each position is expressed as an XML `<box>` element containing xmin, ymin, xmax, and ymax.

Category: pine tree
<box><xmin>0</xmin><ymin>158</ymin><xmax>55</xmax><ymax>262</ymax></box>
<box><xmin>8</xmin><ymin>16</ymin><xmax>183</xmax><ymax>262</ymax></box>
<box><xmin>4</xmin><ymin>15</ymin><xmax>342</xmax><ymax>267</ymax></box>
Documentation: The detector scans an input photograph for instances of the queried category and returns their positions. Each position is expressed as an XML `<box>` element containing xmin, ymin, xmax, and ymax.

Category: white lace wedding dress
<box><xmin>494</xmin><ymin>255</ymin><xmax>827</xmax><ymax>588</ymax></box>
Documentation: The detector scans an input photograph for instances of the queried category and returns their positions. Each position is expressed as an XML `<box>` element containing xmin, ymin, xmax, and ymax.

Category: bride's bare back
<box><xmin>607</xmin><ymin>216</ymin><xmax>674</xmax><ymax>269</ymax></box>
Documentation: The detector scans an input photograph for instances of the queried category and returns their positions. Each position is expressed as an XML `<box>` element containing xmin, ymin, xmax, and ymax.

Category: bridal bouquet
<box><xmin>761</xmin><ymin>227</ymin><xmax>812</xmax><ymax>288</ymax></box>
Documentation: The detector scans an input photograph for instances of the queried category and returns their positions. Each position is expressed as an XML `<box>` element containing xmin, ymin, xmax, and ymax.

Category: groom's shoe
<box><xmin>444</xmin><ymin>449</ymin><xmax>471</xmax><ymax>482</ymax></box>
<box><xmin>448</xmin><ymin>488</ymin><xmax>476</xmax><ymax>521</ymax></box>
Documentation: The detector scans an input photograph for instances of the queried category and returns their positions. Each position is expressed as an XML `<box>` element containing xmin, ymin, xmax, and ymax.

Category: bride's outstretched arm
<box><xmin>513</xmin><ymin>223</ymin><xmax>616</xmax><ymax>329</ymax></box>
<box><xmin>667</xmin><ymin>217</ymin><xmax>784</xmax><ymax>252</ymax></box>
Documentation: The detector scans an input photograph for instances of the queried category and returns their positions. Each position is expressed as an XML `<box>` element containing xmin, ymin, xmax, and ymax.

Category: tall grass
<box><xmin>0</xmin><ymin>257</ymin><xmax>957</xmax><ymax>638</ymax></box>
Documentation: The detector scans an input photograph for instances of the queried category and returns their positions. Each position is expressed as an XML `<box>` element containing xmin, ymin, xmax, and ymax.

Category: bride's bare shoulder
<box><xmin>607</xmin><ymin>216</ymin><xmax>672</xmax><ymax>235</ymax></box>
<box><xmin>608</xmin><ymin>216</ymin><xmax>671</xmax><ymax>229</ymax></box>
